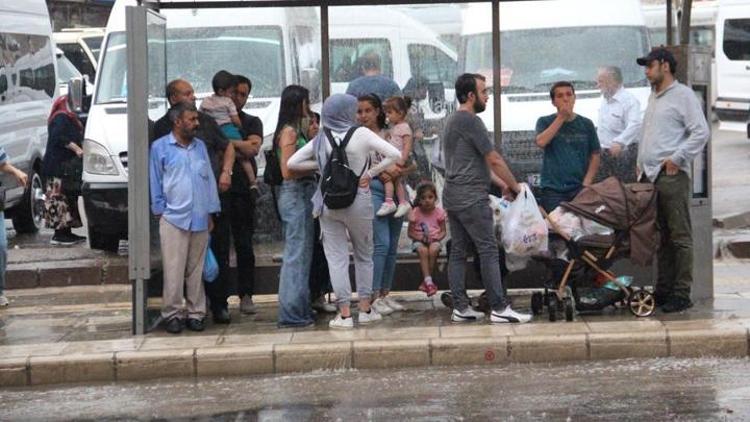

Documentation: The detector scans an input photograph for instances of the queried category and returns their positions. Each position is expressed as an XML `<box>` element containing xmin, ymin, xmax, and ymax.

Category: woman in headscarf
<box><xmin>42</xmin><ymin>95</ymin><xmax>86</xmax><ymax>246</ymax></box>
<box><xmin>287</xmin><ymin>94</ymin><xmax>400</xmax><ymax>329</ymax></box>
<box><xmin>274</xmin><ymin>85</ymin><xmax>316</xmax><ymax>328</ymax></box>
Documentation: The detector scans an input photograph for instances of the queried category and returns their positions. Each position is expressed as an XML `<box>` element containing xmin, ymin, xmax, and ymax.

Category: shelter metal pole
<box><xmin>321</xmin><ymin>0</ymin><xmax>330</xmax><ymax>101</ymax></box>
<box><xmin>126</xmin><ymin>6</ymin><xmax>152</xmax><ymax>335</ymax></box>
<box><xmin>666</xmin><ymin>0</ymin><xmax>673</xmax><ymax>46</ymax></box>
<box><xmin>492</xmin><ymin>0</ymin><xmax>501</xmax><ymax>150</ymax></box>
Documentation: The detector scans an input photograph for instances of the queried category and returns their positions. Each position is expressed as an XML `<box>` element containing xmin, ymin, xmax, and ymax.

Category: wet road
<box><xmin>2</xmin><ymin>357</ymin><xmax>749</xmax><ymax>420</ymax></box>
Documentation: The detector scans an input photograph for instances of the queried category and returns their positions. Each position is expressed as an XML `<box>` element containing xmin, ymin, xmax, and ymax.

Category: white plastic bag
<box><xmin>501</xmin><ymin>184</ymin><xmax>548</xmax><ymax>256</ymax></box>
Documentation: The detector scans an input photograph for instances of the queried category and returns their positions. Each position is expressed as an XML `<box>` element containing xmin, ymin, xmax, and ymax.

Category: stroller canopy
<box><xmin>561</xmin><ymin>177</ymin><xmax>658</xmax><ymax>266</ymax></box>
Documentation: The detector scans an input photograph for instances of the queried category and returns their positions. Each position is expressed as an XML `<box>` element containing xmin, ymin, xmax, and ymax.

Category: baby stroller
<box><xmin>531</xmin><ymin>177</ymin><xmax>659</xmax><ymax>321</ymax></box>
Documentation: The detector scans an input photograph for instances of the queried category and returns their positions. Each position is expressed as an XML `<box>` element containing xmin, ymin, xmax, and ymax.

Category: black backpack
<box><xmin>263</xmin><ymin>145</ymin><xmax>283</xmax><ymax>186</ymax></box>
<box><xmin>321</xmin><ymin>126</ymin><xmax>368</xmax><ymax>210</ymax></box>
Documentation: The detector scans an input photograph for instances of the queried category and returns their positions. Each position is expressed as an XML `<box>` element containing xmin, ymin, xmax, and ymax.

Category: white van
<box><xmin>460</xmin><ymin>0</ymin><xmax>651</xmax><ymax>185</ymax></box>
<box><xmin>715</xmin><ymin>0</ymin><xmax>750</xmax><ymax>132</ymax></box>
<box><xmin>0</xmin><ymin>0</ymin><xmax>57</xmax><ymax>233</ymax></box>
<box><xmin>83</xmin><ymin>0</ymin><xmax>320</xmax><ymax>250</ymax></box>
<box><xmin>53</xmin><ymin>28</ymin><xmax>104</xmax><ymax>84</ymax></box>
<box><xmin>329</xmin><ymin>6</ymin><xmax>458</xmax><ymax>122</ymax></box>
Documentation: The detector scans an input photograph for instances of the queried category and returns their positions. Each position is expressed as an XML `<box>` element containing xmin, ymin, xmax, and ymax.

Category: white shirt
<box><xmin>596</xmin><ymin>87</ymin><xmax>642</xmax><ymax>149</ymax></box>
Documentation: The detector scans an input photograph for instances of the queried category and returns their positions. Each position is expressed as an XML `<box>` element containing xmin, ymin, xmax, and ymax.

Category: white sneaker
<box><xmin>0</xmin><ymin>294</ymin><xmax>8</xmax><ymax>307</ymax></box>
<box><xmin>312</xmin><ymin>296</ymin><xmax>338</xmax><ymax>313</ymax></box>
<box><xmin>451</xmin><ymin>307</ymin><xmax>485</xmax><ymax>323</ymax></box>
<box><xmin>358</xmin><ymin>309</ymin><xmax>383</xmax><ymax>324</ymax></box>
<box><xmin>240</xmin><ymin>295</ymin><xmax>257</xmax><ymax>314</ymax></box>
<box><xmin>491</xmin><ymin>305</ymin><xmax>532</xmax><ymax>324</ymax></box>
<box><xmin>376</xmin><ymin>201</ymin><xmax>398</xmax><ymax>217</ymax></box>
<box><xmin>371</xmin><ymin>298</ymin><xmax>394</xmax><ymax>315</ymax></box>
<box><xmin>329</xmin><ymin>314</ymin><xmax>354</xmax><ymax>329</ymax></box>
<box><xmin>382</xmin><ymin>296</ymin><xmax>405</xmax><ymax>312</ymax></box>
<box><xmin>394</xmin><ymin>203</ymin><xmax>412</xmax><ymax>218</ymax></box>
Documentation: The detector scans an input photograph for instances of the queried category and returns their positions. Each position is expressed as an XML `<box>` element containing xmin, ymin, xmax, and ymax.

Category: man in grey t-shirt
<box><xmin>442</xmin><ymin>73</ymin><xmax>531</xmax><ymax>324</ymax></box>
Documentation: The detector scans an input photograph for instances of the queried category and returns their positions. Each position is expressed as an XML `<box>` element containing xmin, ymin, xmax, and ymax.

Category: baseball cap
<box><xmin>636</xmin><ymin>47</ymin><xmax>677</xmax><ymax>69</ymax></box>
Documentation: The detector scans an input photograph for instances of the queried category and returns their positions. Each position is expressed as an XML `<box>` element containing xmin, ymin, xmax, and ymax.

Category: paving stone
<box><xmin>431</xmin><ymin>337</ymin><xmax>508</xmax><ymax>366</ymax></box>
<box><xmin>365</xmin><ymin>326</ymin><xmax>440</xmax><ymax>341</ymax></box>
<box><xmin>439</xmin><ymin>324</ymin><xmax>514</xmax><ymax>338</ymax></box>
<box><xmin>115</xmin><ymin>349</ymin><xmax>194</xmax><ymax>381</ymax></box>
<box><xmin>0</xmin><ymin>357</ymin><xmax>28</xmax><ymax>387</ymax></box>
<box><xmin>275</xmin><ymin>342</ymin><xmax>352</xmax><ymax>373</ymax></box>
<box><xmin>38</xmin><ymin>264</ymin><xmax>102</xmax><ymax>287</ymax></box>
<box><xmin>30</xmin><ymin>353</ymin><xmax>114</xmax><ymax>385</ymax></box>
<box><xmin>196</xmin><ymin>345</ymin><xmax>273</xmax><ymax>377</ymax></box>
<box><xmin>5</xmin><ymin>266</ymin><xmax>38</xmax><ymax>289</ymax></box>
<box><xmin>509</xmin><ymin>334</ymin><xmax>588</xmax><ymax>363</ymax></box>
<box><xmin>353</xmin><ymin>339</ymin><xmax>430</xmax><ymax>369</ymax></box>
<box><xmin>140</xmin><ymin>335</ymin><xmax>220</xmax><ymax>351</ymax></box>
<box><xmin>668</xmin><ymin>327</ymin><xmax>748</xmax><ymax>358</ymax></box>
<box><xmin>589</xmin><ymin>331</ymin><xmax>668</xmax><ymax>360</ymax></box>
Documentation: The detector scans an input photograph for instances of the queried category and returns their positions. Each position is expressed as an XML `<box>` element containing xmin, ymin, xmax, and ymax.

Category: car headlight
<box><xmin>84</xmin><ymin>139</ymin><xmax>119</xmax><ymax>175</ymax></box>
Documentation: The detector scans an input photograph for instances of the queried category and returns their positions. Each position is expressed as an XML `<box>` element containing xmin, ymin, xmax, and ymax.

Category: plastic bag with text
<box><xmin>501</xmin><ymin>184</ymin><xmax>548</xmax><ymax>256</ymax></box>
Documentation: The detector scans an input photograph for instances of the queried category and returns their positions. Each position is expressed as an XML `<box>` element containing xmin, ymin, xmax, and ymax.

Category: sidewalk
<box><xmin>2</xmin><ymin>260</ymin><xmax>750</xmax><ymax>387</ymax></box>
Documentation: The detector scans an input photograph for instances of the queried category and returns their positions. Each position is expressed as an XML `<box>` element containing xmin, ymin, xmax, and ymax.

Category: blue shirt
<box><xmin>345</xmin><ymin>75</ymin><xmax>402</xmax><ymax>102</ymax></box>
<box><xmin>150</xmin><ymin>132</ymin><xmax>221</xmax><ymax>232</ymax></box>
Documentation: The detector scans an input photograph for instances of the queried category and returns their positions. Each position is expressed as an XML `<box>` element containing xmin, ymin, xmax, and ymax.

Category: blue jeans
<box><xmin>0</xmin><ymin>212</ymin><xmax>6</xmax><ymax>295</ymax></box>
<box><xmin>276</xmin><ymin>179</ymin><xmax>316</xmax><ymax>327</ymax></box>
<box><xmin>371</xmin><ymin>178</ymin><xmax>403</xmax><ymax>294</ymax></box>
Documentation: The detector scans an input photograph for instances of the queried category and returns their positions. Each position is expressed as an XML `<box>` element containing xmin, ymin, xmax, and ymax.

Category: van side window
<box><xmin>0</xmin><ymin>32</ymin><xmax>55</xmax><ymax>103</ymax></box>
<box><xmin>330</xmin><ymin>38</ymin><xmax>393</xmax><ymax>82</ymax></box>
<box><xmin>408</xmin><ymin>44</ymin><xmax>457</xmax><ymax>87</ymax></box>
<box><xmin>723</xmin><ymin>19</ymin><xmax>750</xmax><ymax>61</ymax></box>
<box><xmin>59</xmin><ymin>42</ymin><xmax>96</xmax><ymax>81</ymax></box>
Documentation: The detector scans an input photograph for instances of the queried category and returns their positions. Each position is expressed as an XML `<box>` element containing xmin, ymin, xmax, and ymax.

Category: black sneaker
<box><xmin>186</xmin><ymin>318</ymin><xmax>206</xmax><ymax>332</ymax></box>
<box><xmin>654</xmin><ymin>292</ymin><xmax>669</xmax><ymax>307</ymax></box>
<box><xmin>50</xmin><ymin>233</ymin><xmax>79</xmax><ymax>246</ymax></box>
<box><xmin>165</xmin><ymin>317</ymin><xmax>183</xmax><ymax>334</ymax></box>
<box><xmin>69</xmin><ymin>233</ymin><xmax>87</xmax><ymax>243</ymax></box>
<box><xmin>212</xmin><ymin>308</ymin><xmax>231</xmax><ymax>324</ymax></box>
<box><xmin>661</xmin><ymin>297</ymin><xmax>693</xmax><ymax>313</ymax></box>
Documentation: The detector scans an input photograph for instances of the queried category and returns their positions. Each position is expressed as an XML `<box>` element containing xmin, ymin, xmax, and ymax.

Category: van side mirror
<box><xmin>67</xmin><ymin>77</ymin><xmax>84</xmax><ymax>113</ymax></box>
<box><xmin>427</xmin><ymin>81</ymin><xmax>446</xmax><ymax>114</ymax></box>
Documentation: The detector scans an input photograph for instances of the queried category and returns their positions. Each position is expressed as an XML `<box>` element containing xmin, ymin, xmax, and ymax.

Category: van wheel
<box><xmin>11</xmin><ymin>168</ymin><xmax>44</xmax><ymax>234</ymax></box>
<box><xmin>88</xmin><ymin>226</ymin><xmax>119</xmax><ymax>252</ymax></box>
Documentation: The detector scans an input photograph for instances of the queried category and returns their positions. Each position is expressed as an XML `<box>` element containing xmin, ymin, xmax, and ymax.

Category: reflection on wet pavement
<box><xmin>1</xmin><ymin>357</ymin><xmax>748</xmax><ymax>420</ymax></box>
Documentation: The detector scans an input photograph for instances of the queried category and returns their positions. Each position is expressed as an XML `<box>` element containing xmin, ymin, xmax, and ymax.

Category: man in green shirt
<box><xmin>535</xmin><ymin>81</ymin><xmax>601</xmax><ymax>212</ymax></box>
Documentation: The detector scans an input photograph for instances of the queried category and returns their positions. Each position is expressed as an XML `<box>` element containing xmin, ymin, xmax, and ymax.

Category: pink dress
<box><xmin>408</xmin><ymin>206</ymin><xmax>447</xmax><ymax>244</ymax></box>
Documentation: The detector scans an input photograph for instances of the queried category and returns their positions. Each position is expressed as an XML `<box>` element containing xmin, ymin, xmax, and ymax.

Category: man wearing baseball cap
<box><xmin>636</xmin><ymin>47</ymin><xmax>709</xmax><ymax>313</ymax></box>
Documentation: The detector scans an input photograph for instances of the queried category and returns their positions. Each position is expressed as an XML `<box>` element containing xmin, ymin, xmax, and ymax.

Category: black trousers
<box><xmin>206</xmin><ymin>193</ymin><xmax>256</xmax><ymax>313</ymax></box>
<box><xmin>309</xmin><ymin>218</ymin><xmax>332</xmax><ymax>300</ymax></box>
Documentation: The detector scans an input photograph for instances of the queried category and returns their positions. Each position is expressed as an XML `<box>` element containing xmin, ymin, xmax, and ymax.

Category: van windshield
<box><xmin>96</xmin><ymin>27</ymin><xmax>284</xmax><ymax>105</ymax></box>
<box><xmin>464</xmin><ymin>26</ymin><xmax>650</xmax><ymax>94</ymax></box>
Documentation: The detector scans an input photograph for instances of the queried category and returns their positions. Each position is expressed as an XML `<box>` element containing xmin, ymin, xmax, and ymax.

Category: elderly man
<box><xmin>595</xmin><ymin>66</ymin><xmax>642</xmax><ymax>183</ymax></box>
<box><xmin>150</xmin><ymin>102</ymin><xmax>221</xmax><ymax>334</ymax></box>
<box><xmin>636</xmin><ymin>48</ymin><xmax>709</xmax><ymax>313</ymax></box>
<box><xmin>153</xmin><ymin>79</ymin><xmax>236</xmax><ymax>324</ymax></box>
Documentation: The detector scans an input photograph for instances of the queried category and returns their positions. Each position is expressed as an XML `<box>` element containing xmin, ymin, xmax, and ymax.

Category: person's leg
<box><xmin>381</xmin><ymin>214</ymin><xmax>404</xmax><ymax>295</ymax></box>
<box><xmin>657</xmin><ymin>171</ymin><xmax>694</xmax><ymax>302</ymax></box>
<box><xmin>159</xmin><ymin>218</ymin><xmax>190</xmax><ymax>321</ymax></box>
<box><xmin>428</xmin><ymin>242</ymin><xmax>441</xmax><ymax>278</ymax></box>
<box><xmin>655</xmin><ymin>175</ymin><xmax>677</xmax><ymax>300</ymax></box>
<box><xmin>185</xmin><ymin>230</ymin><xmax>209</xmax><ymax>320</ymax></box>
<box><xmin>231</xmin><ymin>193</ymin><xmax>255</xmax><ymax>299</ymax></box>
<box><xmin>320</xmin><ymin>211</ymin><xmax>353</xmax><ymax>316</ymax></box>
<box><xmin>206</xmin><ymin>194</ymin><xmax>231</xmax><ymax>316</ymax></box>
<box><xmin>346</xmin><ymin>192</ymin><xmax>375</xmax><ymax>311</ymax></box>
<box><xmin>417</xmin><ymin>244</ymin><xmax>431</xmax><ymax>279</ymax></box>
<box><xmin>277</xmin><ymin>182</ymin><xmax>314</xmax><ymax>327</ymax></box>
<box><xmin>395</xmin><ymin>179</ymin><xmax>408</xmax><ymax>203</ymax></box>
<box><xmin>459</xmin><ymin>203</ymin><xmax>506</xmax><ymax>312</ymax></box>
<box><xmin>371</xmin><ymin>179</ymin><xmax>389</xmax><ymax>297</ymax></box>
<box><xmin>447</xmin><ymin>211</ymin><xmax>471</xmax><ymax>311</ymax></box>
<box><xmin>384</xmin><ymin>180</ymin><xmax>395</xmax><ymax>201</ymax></box>
<box><xmin>0</xmin><ymin>212</ymin><xmax>7</xmax><ymax>298</ymax></box>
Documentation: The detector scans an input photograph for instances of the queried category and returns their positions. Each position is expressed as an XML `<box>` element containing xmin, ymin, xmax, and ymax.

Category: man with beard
<box><xmin>535</xmin><ymin>81</ymin><xmax>601</xmax><ymax>213</ymax></box>
<box><xmin>150</xmin><ymin>102</ymin><xmax>221</xmax><ymax>334</ymax></box>
<box><xmin>441</xmin><ymin>73</ymin><xmax>531</xmax><ymax>324</ymax></box>
<box><xmin>153</xmin><ymin>79</ymin><xmax>236</xmax><ymax>324</ymax></box>
<box><xmin>636</xmin><ymin>48</ymin><xmax>709</xmax><ymax>313</ymax></box>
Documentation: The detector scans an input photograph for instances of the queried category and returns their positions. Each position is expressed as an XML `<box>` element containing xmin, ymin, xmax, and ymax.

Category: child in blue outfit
<box><xmin>200</xmin><ymin>70</ymin><xmax>257</xmax><ymax>191</ymax></box>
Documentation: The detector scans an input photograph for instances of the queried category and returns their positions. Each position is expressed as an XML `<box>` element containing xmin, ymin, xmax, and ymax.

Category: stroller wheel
<box><xmin>627</xmin><ymin>288</ymin><xmax>656</xmax><ymax>317</ymax></box>
<box><xmin>531</xmin><ymin>292</ymin><xmax>544</xmax><ymax>315</ymax></box>
<box><xmin>564</xmin><ymin>297</ymin><xmax>575</xmax><ymax>322</ymax></box>
<box><xmin>440</xmin><ymin>292</ymin><xmax>453</xmax><ymax>309</ymax></box>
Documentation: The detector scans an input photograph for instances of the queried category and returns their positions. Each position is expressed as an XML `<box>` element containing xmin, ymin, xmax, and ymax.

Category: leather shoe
<box><xmin>165</xmin><ymin>317</ymin><xmax>183</xmax><ymax>334</ymax></box>
<box><xmin>661</xmin><ymin>297</ymin><xmax>693</xmax><ymax>313</ymax></box>
<box><xmin>213</xmin><ymin>308</ymin><xmax>231</xmax><ymax>324</ymax></box>
<box><xmin>654</xmin><ymin>292</ymin><xmax>669</xmax><ymax>307</ymax></box>
<box><xmin>186</xmin><ymin>318</ymin><xmax>206</xmax><ymax>332</ymax></box>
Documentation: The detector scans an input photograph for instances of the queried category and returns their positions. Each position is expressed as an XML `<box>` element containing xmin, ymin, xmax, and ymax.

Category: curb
<box><xmin>2</xmin><ymin>323</ymin><xmax>748</xmax><ymax>387</ymax></box>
